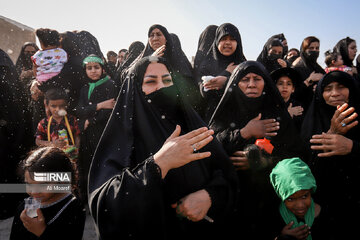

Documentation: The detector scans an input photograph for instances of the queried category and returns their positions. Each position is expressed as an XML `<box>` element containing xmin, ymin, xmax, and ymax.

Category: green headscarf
<box><xmin>82</xmin><ymin>55</ymin><xmax>104</xmax><ymax>67</ymax></box>
<box><xmin>270</xmin><ymin>157</ymin><xmax>317</xmax><ymax>240</ymax></box>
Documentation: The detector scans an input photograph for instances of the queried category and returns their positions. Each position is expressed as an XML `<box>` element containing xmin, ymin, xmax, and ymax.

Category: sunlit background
<box><xmin>2</xmin><ymin>0</ymin><xmax>360</xmax><ymax>67</ymax></box>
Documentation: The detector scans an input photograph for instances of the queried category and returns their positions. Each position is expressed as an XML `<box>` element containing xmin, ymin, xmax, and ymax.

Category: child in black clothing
<box><xmin>10</xmin><ymin>147</ymin><xmax>85</xmax><ymax>240</ymax></box>
<box><xmin>76</xmin><ymin>54</ymin><xmax>116</xmax><ymax>202</ymax></box>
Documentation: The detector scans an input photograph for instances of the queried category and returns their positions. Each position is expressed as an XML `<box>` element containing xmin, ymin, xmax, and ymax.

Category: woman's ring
<box><xmin>192</xmin><ymin>144</ymin><xmax>197</xmax><ymax>152</ymax></box>
<box><xmin>341</xmin><ymin>122</ymin><xmax>346</xmax><ymax>127</ymax></box>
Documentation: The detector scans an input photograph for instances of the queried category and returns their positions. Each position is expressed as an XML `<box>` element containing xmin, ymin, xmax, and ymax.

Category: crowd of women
<box><xmin>0</xmin><ymin>22</ymin><xmax>359</xmax><ymax>240</ymax></box>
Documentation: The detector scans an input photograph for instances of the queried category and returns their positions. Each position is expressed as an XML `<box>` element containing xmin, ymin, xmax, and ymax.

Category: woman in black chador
<box><xmin>194</xmin><ymin>23</ymin><xmax>246</xmax><ymax>122</ymax></box>
<box><xmin>301</xmin><ymin>70</ymin><xmax>360</xmax><ymax>239</ymax></box>
<box><xmin>208</xmin><ymin>61</ymin><xmax>308</xmax><ymax>239</ymax></box>
<box><xmin>193</xmin><ymin>25</ymin><xmax>218</xmax><ymax>71</ymax></box>
<box><xmin>292</xmin><ymin>36</ymin><xmax>325</xmax><ymax>112</ymax></box>
<box><xmin>88</xmin><ymin>56</ymin><xmax>238</xmax><ymax>240</ymax></box>
<box><xmin>256</xmin><ymin>36</ymin><xmax>288</xmax><ymax>74</ymax></box>
<box><xmin>124</xmin><ymin>24</ymin><xmax>198</xmax><ymax>107</ymax></box>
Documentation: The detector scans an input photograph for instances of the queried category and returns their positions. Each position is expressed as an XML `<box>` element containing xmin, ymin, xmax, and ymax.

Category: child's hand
<box><xmin>20</xmin><ymin>208</ymin><xmax>46</xmax><ymax>237</ymax></box>
<box><xmin>52</xmin><ymin>138</ymin><xmax>67</xmax><ymax>148</ymax></box>
<box><xmin>281</xmin><ymin>221</ymin><xmax>310</xmax><ymax>240</ymax></box>
<box><xmin>97</xmin><ymin>98</ymin><xmax>116</xmax><ymax>110</ymax></box>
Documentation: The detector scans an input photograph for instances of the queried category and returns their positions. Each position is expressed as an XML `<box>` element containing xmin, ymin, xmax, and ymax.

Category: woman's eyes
<box><xmin>163</xmin><ymin>79</ymin><xmax>173</xmax><ymax>84</ymax></box>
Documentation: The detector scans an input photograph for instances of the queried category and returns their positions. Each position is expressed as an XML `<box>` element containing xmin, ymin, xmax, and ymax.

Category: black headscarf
<box><xmin>15</xmin><ymin>42</ymin><xmax>39</xmax><ymax>75</ymax></box>
<box><xmin>295</xmin><ymin>39</ymin><xmax>325</xmax><ymax>76</ymax></box>
<box><xmin>301</xmin><ymin>70</ymin><xmax>360</xmax><ymax>143</ymax></box>
<box><xmin>88</xmin><ymin>56</ymin><xmax>238</xmax><ymax>239</ymax></box>
<box><xmin>209</xmin><ymin>61</ymin><xmax>306</xmax><ymax>160</ymax></box>
<box><xmin>193</xmin><ymin>25</ymin><xmax>218</xmax><ymax>70</ymax></box>
<box><xmin>271</xmin><ymin>33</ymin><xmax>287</xmax><ymax>56</ymax></box>
<box><xmin>118</xmin><ymin>41</ymin><xmax>145</xmax><ymax>75</ymax></box>
<box><xmin>333</xmin><ymin>37</ymin><xmax>356</xmax><ymax>67</ymax></box>
<box><xmin>256</xmin><ymin>37</ymin><xmax>285</xmax><ymax>74</ymax></box>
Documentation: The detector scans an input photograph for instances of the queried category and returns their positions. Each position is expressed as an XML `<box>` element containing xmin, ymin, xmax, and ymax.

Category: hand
<box><xmin>240</xmin><ymin>113</ymin><xmax>279</xmax><ymax>139</ymax></box>
<box><xmin>154</xmin><ymin>125</ymin><xmax>213</xmax><ymax>178</ymax></box>
<box><xmin>281</xmin><ymin>221</ymin><xmax>310</xmax><ymax>240</ymax></box>
<box><xmin>277</xmin><ymin>59</ymin><xmax>287</xmax><ymax>68</ymax></box>
<box><xmin>20</xmin><ymin>70</ymin><xmax>34</xmax><ymax>80</ymax></box>
<box><xmin>30</xmin><ymin>81</ymin><xmax>43</xmax><ymax>101</ymax></box>
<box><xmin>310</xmin><ymin>133</ymin><xmax>353</xmax><ymax>157</ymax></box>
<box><xmin>84</xmin><ymin>119</ymin><xmax>90</xmax><ymax>130</ymax></box>
<box><xmin>287</xmin><ymin>103</ymin><xmax>304</xmax><ymax>118</ymax></box>
<box><xmin>171</xmin><ymin>189</ymin><xmax>211</xmax><ymax>222</ymax></box>
<box><xmin>203</xmin><ymin>76</ymin><xmax>227</xmax><ymax>90</ymax></box>
<box><xmin>328</xmin><ymin>103</ymin><xmax>358</xmax><ymax>135</ymax></box>
<box><xmin>305</xmin><ymin>71</ymin><xmax>323</xmax><ymax>86</ymax></box>
<box><xmin>352</xmin><ymin>66</ymin><xmax>358</xmax><ymax>75</ymax></box>
<box><xmin>97</xmin><ymin>98</ymin><xmax>116</xmax><ymax>110</ymax></box>
<box><xmin>52</xmin><ymin>137</ymin><xmax>67</xmax><ymax>148</ymax></box>
<box><xmin>20</xmin><ymin>208</ymin><xmax>46</xmax><ymax>237</ymax></box>
<box><xmin>230</xmin><ymin>151</ymin><xmax>249</xmax><ymax>170</ymax></box>
<box><xmin>226</xmin><ymin>62</ymin><xmax>237</xmax><ymax>73</ymax></box>
<box><xmin>152</xmin><ymin>45</ymin><xmax>166</xmax><ymax>57</ymax></box>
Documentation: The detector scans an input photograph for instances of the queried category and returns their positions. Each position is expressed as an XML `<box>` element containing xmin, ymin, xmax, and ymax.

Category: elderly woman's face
<box><xmin>149</xmin><ymin>28</ymin><xmax>166</xmax><ymax>51</ymax></box>
<box><xmin>142</xmin><ymin>62</ymin><xmax>173</xmax><ymax>95</ymax></box>
<box><xmin>217</xmin><ymin>35</ymin><xmax>237</xmax><ymax>56</ymax></box>
<box><xmin>238</xmin><ymin>72</ymin><xmax>265</xmax><ymax>98</ymax></box>
<box><xmin>322</xmin><ymin>81</ymin><xmax>349</xmax><ymax>107</ymax></box>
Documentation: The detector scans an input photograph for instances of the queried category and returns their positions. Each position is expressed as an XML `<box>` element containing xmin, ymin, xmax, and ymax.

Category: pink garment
<box><xmin>36</xmin><ymin>72</ymin><xmax>60</xmax><ymax>82</ymax></box>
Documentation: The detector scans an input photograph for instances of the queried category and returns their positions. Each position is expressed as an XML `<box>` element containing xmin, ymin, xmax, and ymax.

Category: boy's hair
<box><xmin>118</xmin><ymin>49</ymin><xmax>127</xmax><ymax>55</ymax></box>
<box><xmin>36</xmin><ymin>28</ymin><xmax>61</xmax><ymax>47</ymax></box>
<box><xmin>324</xmin><ymin>50</ymin><xmax>340</xmax><ymax>67</ymax></box>
<box><xmin>45</xmin><ymin>88</ymin><xmax>68</xmax><ymax>105</ymax></box>
<box><xmin>107</xmin><ymin>51</ymin><xmax>117</xmax><ymax>59</ymax></box>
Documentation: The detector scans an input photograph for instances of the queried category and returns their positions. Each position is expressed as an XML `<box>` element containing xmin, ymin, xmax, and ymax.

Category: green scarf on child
<box><xmin>279</xmin><ymin>199</ymin><xmax>315</xmax><ymax>240</ymax></box>
<box><xmin>270</xmin><ymin>157</ymin><xmax>317</xmax><ymax>240</ymax></box>
<box><xmin>88</xmin><ymin>76</ymin><xmax>109</xmax><ymax>100</ymax></box>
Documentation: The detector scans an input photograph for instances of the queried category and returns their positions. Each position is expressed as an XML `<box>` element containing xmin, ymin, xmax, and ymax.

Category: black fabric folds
<box><xmin>193</xmin><ymin>25</ymin><xmax>218</xmax><ymax>71</ymax></box>
<box><xmin>88</xmin><ymin>56</ymin><xmax>238</xmax><ymax>240</ymax></box>
<box><xmin>256</xmin><ymin>37</ymin><xmax>286</xmax><ymax>73</ymax></box>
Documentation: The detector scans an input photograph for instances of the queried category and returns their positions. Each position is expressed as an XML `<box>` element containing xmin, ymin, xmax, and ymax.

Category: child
<box><xmin>75</xmin><ymin>54</ymin><xmax>116</xmax><ymax>202</ymax></box>
<box><xmin>270</xmin><ymin>67</ymin><xmax>305</xmax><ymax>132</ymax></box>
<box><xmin>270</xmin><ymin>157</ymin><xmax>324</xmax><ymax>240</ymax></box>
<box><xmin>31</xmin><ymin>28</ymin><xmax>68</xmax><ymax>83</ymax></box>
<box><xmin>324</xmin><ymin>50</ymin><xmax>353</xmax><ymax>75</ymax></box>
<box><xmin>35</xmin><ymin>88</ymin><xmax>80</xmax><ymax>161</ymax></box>
<box><xmin>9</xmin><ymin>146</ymin><xmax>85</xmax><ymax>239</ymax></box>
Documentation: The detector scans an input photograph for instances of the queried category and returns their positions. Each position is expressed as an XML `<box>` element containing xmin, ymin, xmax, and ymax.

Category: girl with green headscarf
<box><xmin>75</xmin><ymin>54</ymin><xmax>117</xmax><ymax>203</ymax></box>
<box><xmin>270</xmin><ymin>157</ymin><xmax>324</xmax><ymax>240</ymax></box>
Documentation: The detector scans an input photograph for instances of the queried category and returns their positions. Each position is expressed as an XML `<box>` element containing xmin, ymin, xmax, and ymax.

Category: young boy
<box><xmin>270</xmin><ymin>158</ymin><xmax>324</xmax><ymax>240</ymax></box>
<box><xmin>35</xmin><ymin>88</ymin><xmax>80</xmax><ymax>156</ymax></box>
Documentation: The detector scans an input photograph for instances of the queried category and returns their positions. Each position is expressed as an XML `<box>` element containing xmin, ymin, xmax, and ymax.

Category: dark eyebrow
<box><xmin>144</xmin><ymin>75</ymin><xmax>157</xmax><ymax>78</ymax></box>
<box><xmin>162</xmin><ymin>74</ymin><xmax>171</xmax><ymax>78</ymax></box>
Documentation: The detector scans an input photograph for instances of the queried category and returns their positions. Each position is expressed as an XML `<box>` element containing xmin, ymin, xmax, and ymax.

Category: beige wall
<box><xmin>0</xmin><ymin>15</ymin><xmax>35</xmax><ymax>64</ymax></box>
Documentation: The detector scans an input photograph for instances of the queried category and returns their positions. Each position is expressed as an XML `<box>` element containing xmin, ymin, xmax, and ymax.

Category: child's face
<box><xmin>25</xmin><ymin>170</ymin><xmax>59</xmax><ymax>205</ymax></box>
<box><xmin>284</xmin><ymin>189</ymin><xmax>312</xmax><ymax>219</ymax></box>
<box><xmin>86</xmin><ymin>62</ymin><xmax>103</xmax><ymax>81</ymax></box>
<box><xmin>334</xmin><ymin>55</ymin><xmax>344</xmax><ymax>67</ymax></box>
<box><xmin>47</xmin><ymin>99</ymin><xmax>67</xmax><ymax>119</ymax></box>
<box><xmin>276</xmin><ymin>76</ymin><xmax>295</xmax><ymax>102</ymax></box>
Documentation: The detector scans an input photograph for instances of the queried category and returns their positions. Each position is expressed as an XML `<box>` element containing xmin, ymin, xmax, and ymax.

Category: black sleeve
<box><xmin>215</xmin><ymin>128</ymin><xmax>250</xmax><ymax>155</ymax></box>
<box><xmin>75</xmin><ymin>87</ymin><xmax>97</xmax><ymax>118</ymax></box>
<box><xmin>89</xmin><ymin>156</ymin><xmax>166</xmax><ymax>239</ymax></box>
<box><xmin>39</xmin><ymin>199</ymin><xmax>86</xmax><ymax>240</ymax></box>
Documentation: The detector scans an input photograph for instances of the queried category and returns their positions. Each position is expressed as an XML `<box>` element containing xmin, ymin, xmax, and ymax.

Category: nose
<box><xmin>248</xmin><ymin>79</ymin><xmax>256</xmax><ymax>87</ymax></box>
<box><xmin>330</xmin><ymin>88</ymin><xmax>340</xmax><ymax>97</ymax></box>
<box><xmin>155</xmin><ymin>81</ymin><xmax>165</xmax><ymax>91</ymax></box>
